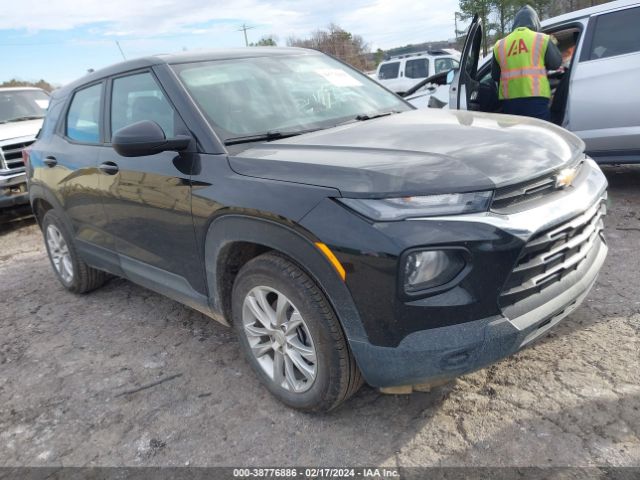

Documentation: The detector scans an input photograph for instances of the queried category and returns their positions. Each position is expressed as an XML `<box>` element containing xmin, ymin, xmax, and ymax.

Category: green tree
<box><xmin>462</xmin><ymin>0</ymin><xmax>558</xmax><ymax>54</ymax></box>
<box><xmin>458</xmin><ymin>0</ymin><xmax>496</xmax><ymax>56</ymax></box>
<box><xmin>373</xmin><ymin>48</ymin><xmax>385</xmax><ymax>66</ymax></box>
<box><xmin>491</xmin><ymin>0</ymin><xmax>520</xmax><ymax>37</ymax></box>
<box><xmin>526</xmin><ymin>0</ymin><xmax>553</xmax><ymax>19</ymax></box>
<box><xmin>250</xmin><ymin>36</ymin><xmax>278</xmax><ymax>47</ymax></box>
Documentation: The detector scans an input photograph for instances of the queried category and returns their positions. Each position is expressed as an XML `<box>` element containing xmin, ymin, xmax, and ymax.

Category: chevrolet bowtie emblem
<box><xmin>555</xmin><ymin>167</ymin><xmax>577</xmax><ymax>188</ymax></box>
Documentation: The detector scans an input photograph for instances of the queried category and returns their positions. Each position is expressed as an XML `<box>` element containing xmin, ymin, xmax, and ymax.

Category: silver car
<box><xmin>444</xmin><ymin>0</ymin><xmax>640</xmax><ymax>164</ymax></box>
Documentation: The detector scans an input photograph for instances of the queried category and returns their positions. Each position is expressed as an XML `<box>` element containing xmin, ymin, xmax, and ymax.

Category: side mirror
<box><xmin>446</xmin><ymin>68</ymin><xmax>459</xmax><ymax>85</ymax></box>
<box><xmin>112</xmin><ymin>120</ymin><xmax>190</xmax><ymax>157</ymax></box>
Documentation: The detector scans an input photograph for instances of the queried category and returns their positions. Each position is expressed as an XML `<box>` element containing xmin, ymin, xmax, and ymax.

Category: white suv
<box><xmin>0</xmin><ymin>87</ymin><xmax>49</xmax><ymax>210</ymax></box>
<box><xmin>409</xmin><ymin>0</ymin><xmax>640</xmax><ymax>164</ymax></box>
<box><xmin>375</xmin><ymin>50</ymin><xmax>460</xmax><ymax>94</ymax></box>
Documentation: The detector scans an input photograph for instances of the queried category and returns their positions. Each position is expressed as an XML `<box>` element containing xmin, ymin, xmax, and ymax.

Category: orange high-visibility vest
<box><xmin>493</xmin><ymin>27</ymin><xmax>551</xmax><ymax>100</ymax></box>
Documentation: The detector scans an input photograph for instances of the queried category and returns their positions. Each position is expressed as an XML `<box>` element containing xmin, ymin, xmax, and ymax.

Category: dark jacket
<box><xmin>491</xmin><ymin>5</ymin><xmax>562</xmax><ymax>86</ymax></box>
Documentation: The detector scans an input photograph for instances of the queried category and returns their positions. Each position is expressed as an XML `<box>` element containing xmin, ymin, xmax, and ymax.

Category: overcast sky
<box><xmin>0</xmin><ymin>0</ymin><xmax>463</xmax><ymax>85</ymax></box>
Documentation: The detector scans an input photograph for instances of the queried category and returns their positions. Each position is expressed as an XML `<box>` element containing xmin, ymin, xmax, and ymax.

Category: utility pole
<box><xmin>115</xmin><ymin>40</ymin><xmax>126</xmax><ymax>60</ymax></box>
<box><xmin>237</xmin><ymin>23</ymin><xmax>256</xmax><ymax>46</ymax></box>
<box><xmin>454</xmin><ymin>12</ymin><xmax>458</xmax><ymax>40</ymax></box>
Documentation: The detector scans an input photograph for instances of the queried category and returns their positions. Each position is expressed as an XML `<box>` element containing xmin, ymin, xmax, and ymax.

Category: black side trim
<box><xmin>586</xmin><ymin>149</ymin><xmax>640</xmax><ymax>163</ymax></box>
<box><xmin>579</xmin><ymin>15</ymin><xmax>597</xmax><ymax>63</ymax></box>
<box><xmin>75</xmin><ymin>239</ymin><xmax>124</xmax><ymax>277</ymax></box>
<box><xmin>118</xmin><ymin>253</ymin><xmax>220</xmax><ymax>322</ymax></box>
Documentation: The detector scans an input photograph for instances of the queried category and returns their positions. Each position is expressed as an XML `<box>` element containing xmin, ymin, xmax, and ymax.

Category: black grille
<box><xmin>500</xmin><ymin>199</ymin><xmax>606</xmax><ymax>307</ymax></box>
<box><xmin>492</xmin><ymin>161</ymin><xmax>584</xmax><ymax>212</ymax></box>
<box><xmin>0</xmin><ymin>140</ymin><xmax>34</xmax><ymax>172</ymax></box>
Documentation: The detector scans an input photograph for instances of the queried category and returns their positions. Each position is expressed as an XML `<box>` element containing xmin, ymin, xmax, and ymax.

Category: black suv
<box><xmin>27</xmin><ymin>48</ymin><xmax>608</xmax><ymax>411</ymax></box>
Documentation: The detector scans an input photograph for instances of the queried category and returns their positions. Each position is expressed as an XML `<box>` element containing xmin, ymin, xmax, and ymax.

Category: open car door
<box><xmin>450</xmin><ymin>15</ymin><xmax>483</xmax><ymax>110</ymax></box>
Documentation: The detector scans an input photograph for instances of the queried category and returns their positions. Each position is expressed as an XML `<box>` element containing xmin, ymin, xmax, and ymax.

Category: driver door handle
<box><xmin>44</xmin><ymin>156</ymin><xmax>57</xmax><ymax>168</ymax></box>
<box><xmin>99</xmin><ymin>161</ymin><xmax>119</xmax><ymax>175</ymax></box>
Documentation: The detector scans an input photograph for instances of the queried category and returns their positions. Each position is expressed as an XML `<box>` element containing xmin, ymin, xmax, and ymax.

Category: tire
<box><xmin>232</xmin><ymin>252</ymin><xmax>362</xmax><ymax>412</ymax></box>
<box><xmin>42</xmin><ymin>210</ymin><xmax>108</xmax><ymax>293</ymax></box>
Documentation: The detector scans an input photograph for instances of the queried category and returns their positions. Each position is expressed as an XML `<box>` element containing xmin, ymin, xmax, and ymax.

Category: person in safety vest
<box><xmin>491</xmin><ymin>5</ymin><xmax>562</xmax><ymax>121</ymax></box>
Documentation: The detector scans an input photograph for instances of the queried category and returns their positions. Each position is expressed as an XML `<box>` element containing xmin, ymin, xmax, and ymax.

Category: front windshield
<box><xmin>0</xmin><ymin>89</ymin><xmax>49</xmax><ymax>123</ymax></box>
<box><xmin>172</xmin><ymin>53</ymin><xmax>410</xmax><ymax>140</ymax></box>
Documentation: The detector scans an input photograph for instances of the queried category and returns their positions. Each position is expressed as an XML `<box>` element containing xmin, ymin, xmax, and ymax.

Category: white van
<box><xmin>375</xmin><ymin>50</ymin><xmax>460</xmax><ymax>94</ymax></box>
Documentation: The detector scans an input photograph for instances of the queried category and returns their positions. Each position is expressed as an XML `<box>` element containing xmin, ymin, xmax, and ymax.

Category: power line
<box><xmin>237</xmin><ymin>23</ymin><xmax>256</xmax><ymax>46</ymax></box>
<box><xmin>0</xmin><ymin>30</ymin><xmax>224</xmax><ymax>47</ymax></box>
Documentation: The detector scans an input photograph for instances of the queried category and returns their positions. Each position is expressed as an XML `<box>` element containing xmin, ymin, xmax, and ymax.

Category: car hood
<box><xmin>229</xmin><ymin>109</ymin><xmax>584</xmax><ymax>198</ymax></box>
<box><xmin>0</xmin><ymin>119</ymin><xmax>43</xmax><ymax>143</ymax></box>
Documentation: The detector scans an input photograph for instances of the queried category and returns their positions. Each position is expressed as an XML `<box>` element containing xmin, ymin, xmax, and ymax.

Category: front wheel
<box><xmin>232</xmin><ymin>252</ymin><xmax>362</xmax><ymax>412</ymax></box>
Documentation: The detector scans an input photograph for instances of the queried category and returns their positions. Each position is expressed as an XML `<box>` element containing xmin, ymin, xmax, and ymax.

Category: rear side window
<box><xmin>39</xmin><ymin>97</ymin><xmax>64</xmax><ymax>139</ymax></box>
<box><xmin>66</xmin><ymin>83</ymin><xmax>102</xmax><ymax>143</ymax></box>
<box><xmin>111</xmin><ymin>72</ymin><xmax>176</xmax><ymax>138</ymax></box>
<box><xmin>405</xmin><ymin>59</ymin><xmax>429</xmax><ymax>78</ymax></box>
<box><xmin>589</xmin><ymin>7</ymin><xmax>640</xmax><ymax>60</ymax></box>
<box><xmin>378</xmin><ymin>62</ymin><xmax>400</xmax><ymax>79</ymax></box>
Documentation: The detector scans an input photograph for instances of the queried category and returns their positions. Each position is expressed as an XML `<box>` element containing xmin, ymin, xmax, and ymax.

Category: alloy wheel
<box><xmin>46</xmin><ymin>224</ymin><xmax>73</xmax><ymax>284</ymax></box>
<box><xmin>242</xmin><ymin>286</ymin><xmax>317</xmax><ymax>393</ymax></box>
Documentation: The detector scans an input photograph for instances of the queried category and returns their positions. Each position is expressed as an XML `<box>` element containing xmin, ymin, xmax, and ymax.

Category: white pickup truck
<box><xmin>0</xmin><ymin>87</ymin><xmax>49</xmax><ymax>210</ymax></box>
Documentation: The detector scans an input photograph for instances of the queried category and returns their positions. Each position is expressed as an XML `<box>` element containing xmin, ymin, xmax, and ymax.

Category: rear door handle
<box><xmin>44</xmin><ymin>156</ymin><xmax>57</xmax><ymax>168</ymax></box>
<box><xmin>99</xmin><ymin>161</ymin><xmax>119</xmax><ymax>175</ymax></box>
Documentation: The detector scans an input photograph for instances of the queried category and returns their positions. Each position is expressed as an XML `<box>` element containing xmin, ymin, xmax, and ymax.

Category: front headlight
<box><xmin>338</xmin><ymin>191</ymin><xmax>492</xmax><ymax>221</ymax></box>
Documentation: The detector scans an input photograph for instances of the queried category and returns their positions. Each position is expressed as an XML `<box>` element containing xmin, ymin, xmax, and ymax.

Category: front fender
<box><xmin>204</xmin><ymin>214</ymin><xmax>368</xmax><ymax>343</ymax></box>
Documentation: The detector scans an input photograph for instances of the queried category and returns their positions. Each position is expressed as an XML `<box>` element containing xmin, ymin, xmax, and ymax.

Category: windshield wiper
<box><xmin>354</xmin><ymin>110</ymin><xmax>400</xmax><ymax>121</ymax></box>
<box><xmin>1</xmin><ymin>115</ymin><xmax>45</xmax><ymax>124</ymax></box>
<box><xmin>224</xmin><ymin>128</ymin><xmax>317</xmax><ymax>146</ymax></box>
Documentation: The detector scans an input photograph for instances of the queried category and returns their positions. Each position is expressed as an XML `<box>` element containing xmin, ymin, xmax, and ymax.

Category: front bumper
<box><xmin>348</xmin><ymin>159</ymin><xmax>609</xmax><ymax>388</ymax></box>
<box><xmin>0</xmin><ymin>172</ymin><xmax>29</xmax><ymax>209</ymax></box>
<box><xmin>350</xmin><ymin>234</ymin><xmax>606</xmax><ymax>387</ymax></box>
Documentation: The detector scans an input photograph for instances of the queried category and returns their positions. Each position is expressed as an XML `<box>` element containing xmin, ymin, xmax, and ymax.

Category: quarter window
<box><xmin>378</xmin><ymin>62</ymin><xmax>400</xmax><ymax>79</ymax></box>
<box><xmin>111</xmin><ymin>72</ymin><xmax>176</xmax><ymax>138</ymax></box>
<box><xmin>435</xmin><ymin>58</ymin><xmax>459</xmax><ymax>74</ymax></box>
<box><xmin>66</xmin><ymin>83</ymin><xmax>102</xmax><ymax>143</ymax></box>
<box><xmin>405</xmin><ymin>59</ymin><xmax>429</xmax><ymax>79</ymax></box>
<box><xmin>589</xmin><ymin>7</ymin><xmax>640</xmax><ymax>60</ymax></box>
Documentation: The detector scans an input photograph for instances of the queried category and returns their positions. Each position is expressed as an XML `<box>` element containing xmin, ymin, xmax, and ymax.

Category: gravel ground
<box><xmin>0</xmin><ymin>166</ymin><xmax>638</xmax><ymax>468</ymax></box>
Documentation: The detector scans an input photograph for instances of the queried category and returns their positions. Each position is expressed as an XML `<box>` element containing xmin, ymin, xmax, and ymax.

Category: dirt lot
<box><xmin>0</xmin><ymin>166</ymin><xmax>638</xmax><ymax>468</ymax></box>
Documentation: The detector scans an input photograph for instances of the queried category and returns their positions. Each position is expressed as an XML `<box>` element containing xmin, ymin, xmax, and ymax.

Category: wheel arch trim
<box><xmin>204</xmin><ymin>214</ymin><xmax>368</xmax><ymax>343</ymax></box>
<box><xmin>29</xmin><ymin>184</ymin><xmax>69</xmax><ymax>230</ymax></box>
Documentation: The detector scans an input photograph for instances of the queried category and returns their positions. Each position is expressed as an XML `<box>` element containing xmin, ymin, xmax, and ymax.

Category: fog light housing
<box><xmin>403</xmin><ymin>250</ymin><xmax>466</xmax><ymax>293</ymax></box>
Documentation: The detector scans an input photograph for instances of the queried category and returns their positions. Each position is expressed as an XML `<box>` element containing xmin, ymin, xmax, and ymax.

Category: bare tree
<box><xmin>287</xmin><ymin>24</ymin><xmax>372</xmax><ymax>70</ymax></box>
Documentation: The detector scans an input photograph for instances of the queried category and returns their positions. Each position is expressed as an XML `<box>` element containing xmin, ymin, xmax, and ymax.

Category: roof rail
<box><xmin>387</xmin><ymin>49</ymin><xmax>451</xmax><ymax>60</ymax></box>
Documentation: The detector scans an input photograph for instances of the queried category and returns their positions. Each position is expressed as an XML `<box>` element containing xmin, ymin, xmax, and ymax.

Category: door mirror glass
<box><xmin>112</xmin><ymin>120</ymin><xmax>190</xmax><ymax>157</ymax></box>
<box><xmin>446</xmin><ymin>68</ymin><xmax>458</xmax><ymax>85</ymax></box>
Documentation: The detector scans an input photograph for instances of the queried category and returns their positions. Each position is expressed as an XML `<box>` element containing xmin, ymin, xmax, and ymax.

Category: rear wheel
<box><xmin>42</xmin><ymin>210</ymin><xmax>108</xmax><ymax>293</ymax></box>
<box><xmin>232</xmin><ymin>252</ymin><xmax>362</xmax><ymax>412</ymax></box>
